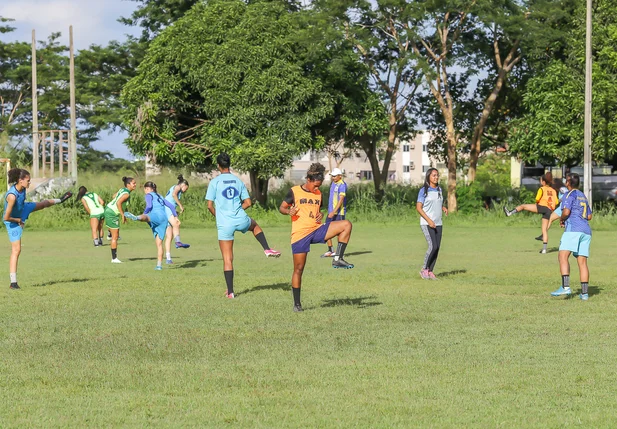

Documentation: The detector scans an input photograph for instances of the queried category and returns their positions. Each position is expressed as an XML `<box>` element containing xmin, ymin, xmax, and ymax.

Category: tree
<box><xmin>119</xmin><ymin>0</ymin><xmax>201</xmax><ymax>42</ymax></box>
<box><xmin>123</xmin><ymin>0</ymin><xmax>334</xmax><ymax>204</ymax></box>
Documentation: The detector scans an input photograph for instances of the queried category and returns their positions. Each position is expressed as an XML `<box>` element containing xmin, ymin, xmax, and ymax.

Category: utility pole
<box><xmin>69</xmin><ymin>25</ymin><xmax>77</xmax><ymax>179</ymax></box>
<box><xmin>583</xmin><ymin>0</ymin><xmax>593</xmax><ymax>205</ymax></box>
<box><xmin>31</xmin><ymin>30</ymin><xmax>39</xmax><ymax>178</ymax></box>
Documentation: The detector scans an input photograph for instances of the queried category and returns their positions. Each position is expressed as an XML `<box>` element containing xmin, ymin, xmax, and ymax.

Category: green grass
<box><xmin>1</xmin><ymin>224</ymin><xmax>617</xmax><ymax>427</ymax></box>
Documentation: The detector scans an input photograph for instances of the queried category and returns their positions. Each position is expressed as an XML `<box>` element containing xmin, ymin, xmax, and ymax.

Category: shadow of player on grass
<box><xmin>438</xmin><ymin>269</ymin><xmax>467</xmax><ymax>278</ymax></box>
<box><xmin>320</xmin><ymin>295</ymin><xmax>382</xmax><ymax>309</ymax></box>
<box><xmin>236</xmin><ymin>282</ymin><xmax>291</xmax><ymax>296</ymax></box>
<box><xmin>564</xmin><ymin>285</ymin><xmax>602</xmax><ymax>299</ymax></box>
<box><xmin>32</xmin><ymin>278</ymin><xmax>92</xmax><ymax>287</ymax></box>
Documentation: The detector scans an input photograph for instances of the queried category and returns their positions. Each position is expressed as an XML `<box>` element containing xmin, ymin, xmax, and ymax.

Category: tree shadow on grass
<box><xmin>319</xmin><ymin>295</ymin><xmax>382</xmax><ymax>309</ymax></box>
<box><xmin>178</xmin><ymin>259</ymin><xmax>213</xmax><ymax>269</ymax></box>
<box><xmin>439</xmin><ymin>269</ymin><xmax>467</xmax><ymax>278</ymax></box>
<box><xmin>344</xmin><ymin>251</ymin><xmax>373</xmax><ymax>257</ymax></box>
<box><xmin>236</xmin><ymin>282</ymin><xmax>291</xmax><ymax>296</ymax></box>
<box><xmin>32</xmin><ymin>278</ymin><xmax>92</xmax><ymax>288</ymax></box>
<box><xmin>565</xmin><ymin>285</ymin><xmax>602</xmax><ymax>299</ymax></box>
<box><xmin>127</xmin><ymin>257</ymin><xmax>157</xmax><ymax>261</ymax></box>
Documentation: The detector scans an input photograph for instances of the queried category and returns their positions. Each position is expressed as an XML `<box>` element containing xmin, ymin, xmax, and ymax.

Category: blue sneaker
<box><xmin>175</xmin><ymin>242</ymin><xmax>190</xmax><ymax>249</ymax></box>
<box><xmin>551</xmin><ymin>286</ymin><xmax>572</xmax><ymax>296</ymax></box>
<box><xmin>166</xmin><ymin>259</ymin><xmax>173</xmax><ymax>265</ymax></box>
<box><xmin>124</xmin><ymin>212</ymin><xmax>139</xmax><ymax>221</ymax></box>
<box><xmin>580</xmin><ymin>293</ymin><xmax>589</xmax><ymax>301</ymax></box>
<box><xmin>155</xmin><ymin>265</ymin><xmax>162</xmax><ymax>271</ymax></box>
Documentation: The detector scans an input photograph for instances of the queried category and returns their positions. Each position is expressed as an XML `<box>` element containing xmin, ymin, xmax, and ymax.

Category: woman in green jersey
<box><xmin>76</xmin><ymin>186</ymin><xmax>105</xmax><ymax>247</ymax></box>
<box><xmin>104</xmin><ymin>176</ymin><xmax>137</xmax><ymax>263</ymax></box>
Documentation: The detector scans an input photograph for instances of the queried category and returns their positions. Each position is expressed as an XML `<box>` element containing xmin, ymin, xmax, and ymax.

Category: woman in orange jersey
<box><xmin>279</xmin><ymin>163</ymin><xmax>354</xmax><ymax>312</ymax></box>
<box><xmin>503</xmin><ymin>172</ymin><xmax>557</xmax><ymax>254</ymax></box>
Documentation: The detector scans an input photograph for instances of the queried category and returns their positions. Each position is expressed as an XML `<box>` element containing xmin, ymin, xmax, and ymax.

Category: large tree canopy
<box><xmin>122</xmin><ymin>0</ymin><xmax>334</xmax><ymax>203</ymax></box>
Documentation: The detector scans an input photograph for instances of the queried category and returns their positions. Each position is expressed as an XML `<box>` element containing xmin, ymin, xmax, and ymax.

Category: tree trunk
<box><xmin>445</xmin><ymin>113</ymin><xmax>458</xmax><ymax>212</ymax></box>
<box><xmin>379</xmin><ymin>111</ymin><xmax>398</xmax><ymax>189</ymax></box>
<box><xmin>359</xmin><ymin>134</ymin><xmax>384</xmax><ymax>202</ymax></box>
<box><xmin>249</xmin><ymin>169</ymin><xmax>269</xmax><ymax>207</ymax></box>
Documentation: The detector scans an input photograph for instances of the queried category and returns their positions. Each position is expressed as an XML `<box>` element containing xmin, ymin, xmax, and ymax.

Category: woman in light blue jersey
<box><xmin>124</xmin><ymin>181</ymin><xmax>180</xmax><ymax>270</ymax></box>
<box><xmin>3</xmin><ymin>168</ymin><xmax>72</xmax><ymax>289</ymax></box>
<box><xmin>163</xmin><ymin>174</ymin><xmax>190</xmax><ymax>264</ymax></box>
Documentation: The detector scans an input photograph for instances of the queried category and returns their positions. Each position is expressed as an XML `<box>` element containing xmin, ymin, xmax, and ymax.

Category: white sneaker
<box><xmin>539</xmin><ymin>249</ymin><xmax>547</xmax><ymax>254</ymax></box>
<box><xmin>111</xmin><ymin>258</ymin><xmax>123</xmax><ymax>263</ymax></box>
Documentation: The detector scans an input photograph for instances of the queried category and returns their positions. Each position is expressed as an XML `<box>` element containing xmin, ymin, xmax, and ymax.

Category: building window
<box><xmin>358</xmin><ymin>170</ymin><xmax>373</xmax><ymax>180</ymax></box>
<box><xmin>422</xmin><ymin>144</ymin><xmax>428</xmax><ymax>152</ymax></box>
<box><xmin>403</xmin><ymin>165</ymin><xmax>410</xmax><ymax>173</ymax></box>
<box><xmin>403</xmin><ymin>144</ymin><xmax>410</xmax><ymax>152</ymax></box>
<box><xmin>422</xmin><ymin>165</ymin><xmax>430</xmax><ymax>173</ymax></box>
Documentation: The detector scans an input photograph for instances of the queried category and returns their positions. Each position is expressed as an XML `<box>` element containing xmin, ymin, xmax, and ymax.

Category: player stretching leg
<box><xmin>104</xmin><ymin>176</ymin><xmax>137</xmax><ymax>263</ymax></box>
<box><xmin>206</xmin><ymin>153</ymin><xmax>281</xmax><ymax>299</ymax></box>
<box><xmin>125</xmin><ymin>182</ymin><xmax>180</xmax><ymax>270</ymax></box>
<box><xmin>163</xmin><ymin>174</ymin><xmax>190</xmax><ymax>264</ymax></box>
<box><xmin>279</xmin><ymin>163</ymin><xmax>354</xmax><ymax>312</ymax></box>
<box><xmin>550</xmin><ymin>173</ymin><xmax>592</xmax><ymax>300</ymax></box>
<box><xmin>3</xmin><ymin>168</ymin><xmax>72</xmax><ymax>289</ymax></box>
<box><xmin>416</xmin><ymin>168</ymin><xmax>448</xmax><ymax>279</ymax></box>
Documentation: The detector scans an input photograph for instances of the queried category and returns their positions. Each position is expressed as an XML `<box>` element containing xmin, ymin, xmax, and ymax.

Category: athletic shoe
<box><xmin>106</xmin><ymin>234</ymin><xmax>111</xmax><ymax>241</ymax></box>
<box><xmin>111</xmin><ymin>258</ymin><xmax>123</xmax><ymax>264</ymax></box>
<box><xmin>321</xmin><ymin>251</ymin><xmax>335</xmax><ymax>258</ymax></box>
<box><xmin>539</xmin><ymin>249</ymin><xmax>547</xmax><ymax>254</ymax></box>
<box><xmin>166</xmin><ymin>259</ymin><xmax>173</xmax><ymax>265</ymax></box>
<box><xmin>264</xmin><ymin>249</ymin><xmax>281</xmax><ymax>258</ymax></box>
<box><xmin>332</xmin><ymin>258</ymin><xmax>354</xmax><ymax>269</ymax></box>
<box><xmin>94</xmin><ymin>241</ymin><xmax>100</xmax><ymax>247</ymax></box>
<box><xmin>124</xmin><ymin>212</ymin><xmax>139</xmax><ymax>221</ymax></box>
<box><xmin>9</xmin><ymin>282</ymin><xmax>20</xmax><ymax>290</ymax></box>
<box><xmin>293</xmin><ymin>304</ymin><xmax>304</xmax><ymax>312</ymax></box>
<box><xmin>503</xmin><ymin>206</ymin><xmax>512</xmax><ymax>217</ymax></box>
<box><xmin>580</xmin><ymin>293</ymin><xmax>589</xmax><ymax>301</ymax></box>
<box><xmin>97</xmin><ymin>239</ymin><xmax>104</xmax><ymax>246</ymax></box>
<box><xmin>551</xmin><ymin>286</ymin><xmax>571</xmax><ymax>296</ymax></box>
<box><xmin>419</xmin><ymin>269</ymin><xmax>430</xmax><ymax>280</ymax></box>
<box><xmin>428</xmin><ymin>271</ymin><xmax>437</xmax><ymax>280</ymax></box>
<box><xmin>535</xmin><ymin>235</ymin><xmax>543</xmax><ymax>241</ymax></box>
<box><xmin>175</xmin><ymin>242</ymin><xmax>190</xmax><ymax>249</ymax></box>
<box><xmin>59</xmin><ymin>191</ymin><xmax>73</xmax><ymax>203</ymax></box>
<box><xmin>226</xmin><ymin>292</ymin><xmax>235</xmax><ymax>299</ymax></box>
<box><xmin>155</xmin><ymin>266</ymin><xmax>162</xmax><ymax>271</ymax></box>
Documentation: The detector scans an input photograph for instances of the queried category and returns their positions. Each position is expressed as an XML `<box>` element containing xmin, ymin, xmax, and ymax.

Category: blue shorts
<box><xmin>291</xmin><ymin>224</ymin><xmax>329</xmax><ymax>254</ymax></box>
<box><xmin>148</xmin><ymin>211</ymin><xmax>169</xmax><ymax>240</ymax></box>
<box><xmin>325</xmin><ymin>214</ymin><xmax>346</xmax><ymax>224</ymax></box>
<box><xmin>559</xmin><ymin>232</ymin><xmax>591</xmax><ymax>258</ymax></box>
<box><xmin>4</xmin><ymin>202</ymin><xmax>37</xmax><ymax>242</ymax></box>
<box><xmin>164</xmin><ymin>206</ymin><xmax>176</xmax><ymax>220</ymax></box>
<box><xmin>217</xmin><ymin>217</ymin><xmax>252</xmax><ymax>241</ymax></box>
<box><xmin>554</xmin><ymin>207</ymin><xmax>562</xmax><ymax>217</ymax></box>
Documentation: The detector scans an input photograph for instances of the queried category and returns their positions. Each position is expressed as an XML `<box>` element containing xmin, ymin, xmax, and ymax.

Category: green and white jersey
<box><xmin>106</xmin><ymin>187</ymin><xmax>130</xmax><ymax>215</ymax></box>
<box><xmin>82</xmin><ymin>192</ymin><xmax>104</xmax><ymax>216</ymax></box>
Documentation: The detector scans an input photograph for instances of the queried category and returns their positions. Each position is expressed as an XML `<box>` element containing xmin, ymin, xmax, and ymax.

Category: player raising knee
<box><xmin>76</xmin><ymin>186</ymin><xmax>105</xmax><ymax>247</ymax></box>
<box><xmin>550</xmin><ymin>173</ymin><xmax>592</xmax><ymax>300</ymax></box>
<box><xmin>3</xmin><ymin>168</ymin><xmax>72</xmax><ymax>289</ymax></box>
<box><xmin>104</xmin><ymin>176</ymin><xmax>137</xmax><ymax>263</ymax></box>
<box><xmin>125</xmin><ymin>182</ymin><xmax>180</xmax><ymax>270</ymax></box>
<box><xmin>206</xmin><ymin>153</ymin><xmax>281</xmax><ymax>299</ymax></box>
<box><xmin>279</xmin><ymin>163</ymin><xmax>354</xmax><ymax>313</ymax></box>
<box><xmin>163</xmin><ymin>174</ymin><xmax>190</xmax><ymax>264</ymax></box>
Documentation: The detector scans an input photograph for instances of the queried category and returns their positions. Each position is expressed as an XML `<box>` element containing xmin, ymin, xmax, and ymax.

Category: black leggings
<box><xmin>421</xmin><ymin>225</ymin><xmax>442</xmax><ymax>272</ymax></box>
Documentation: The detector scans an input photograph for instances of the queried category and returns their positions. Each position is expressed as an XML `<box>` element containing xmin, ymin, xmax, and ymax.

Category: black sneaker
<box><xmin>535</xmin><ymin>235</ymin><xmax>543</xmax><ymax>241</ymax></box>
<box><xmin>59</xmin><ymin>191</ymin><xmax>73</xmax><ymax>203</ymax></box>
<box><xmin>9</xmin><ymin>282</ymin><xmax>20</xmax><ymax>290</ymax></box>
<box><xmin>503</xmin><ymin>206</ymin><xmax>512</xmax><ymax>217</ymax></box>
<box><xmin>293</xmin><ymin>304</ymin><xmax>304</xmax><ymax>312</ymax></box>
<box><xmin>332</xmin><ymin>258</ymin><xmax>354</xmax><ymax>269</ymax></box>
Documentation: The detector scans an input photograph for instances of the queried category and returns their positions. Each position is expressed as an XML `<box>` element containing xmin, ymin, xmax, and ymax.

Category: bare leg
<box><xmin>219</xmin><ymin>240</ymin><xmax>234</xmax><ymax>295</ymax></box>
<box><xmin>89</xmin><ymin>218</ymin><xmax>99</xmax><ymax>240</ymax></box>
<box><xmin>165</xmin><ymin>225</ymin><xmax>172</xmax><ymax>261</ymax></box>
<box><xmin>576</xmin><ymin>256</ymin><xmax>589</xmax><ymax>283</ymax></box>
<box><xmin>9</xmin><ymin>240</ymin><xmax>21</xmax><ymax>281</ymax></box>
<box><xmin>324</xmin><ymin>219</ymin><xmax>352</xmax><ymax>243</ymax></box>
<box><xmin>541</xmin><ymin>218</ymin><xmax>549</xmax><ymax>244</ymax></box>
<box><xmin>155</xmin><ymin>236</ymin><xmax>164</xmax><ymax>267</ymax></box>
<box><xmin>559</xmin><ymin>250</ymin><xmax>570</xmax><ymax>276</ymax></box>
<box><xmin>514</xmin><ymin>204</ymin><xmax>539</xmax><ymax>213</ymax></box>
<box><xmin>547</xmin><ymin>212</ymin><xmax>560</xmax><ymax>232</ymax></box>
<box><xmin>97</xmin><ymin>219</ymin><xmax>103</xmax><ymax>241</ymax></box>
<box><xmin>291</xmin><ymin>253</ymin><xmax>307</xmax><ymax>310</ymax></box>
<box><xmin>168</xmin><ymin>216</ymin><xmax>188</xmax><ymax>248</ymax></box>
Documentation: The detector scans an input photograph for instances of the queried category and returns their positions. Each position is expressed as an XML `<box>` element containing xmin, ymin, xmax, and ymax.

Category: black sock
<box><xmin>328</xmin><ymin>245</ymin><xmax>333</xmax><ymax>253</ymax></box>
<box><xmin>562</xmin><ymin>275</ymin><xmax>570</xmax><ymax>288</ymax></box>
<box><xmin>111</xmin><ymin>248</ymin><xmax>117</xmax><ymax>259</ymax></box>
<box><xmin>224</xmin><ymin>270</ymin><xmax>234</xmax><ymax>295</ymax></box>
<box><xmin>581</xmin><ymin>282</ymin><xmax>588</xmax><ymax>295</ymax></box>
<box><xmin>254</xmin><ymin>232</ymin><xmax>270</xmax><ymax>251</ymax></box>
<box><xmin>292</xmin><ymin>287</ymin><xmax>301</xmax><ymax>306</ymax></box>
<box><xmin>334</xmin><ymin>242</ymin><xmax>348</xmax><ymax>261</ymax></box>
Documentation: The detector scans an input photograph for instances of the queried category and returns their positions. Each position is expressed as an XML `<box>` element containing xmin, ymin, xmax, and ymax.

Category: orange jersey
<box><xmin>536</xmin><ymin>186</ymin><xmax>556</xmax><ymax>210</ymax></box>
<box><xmin>286</xmin><ymin>185</ymin><xmax>322</xmax><ymax>243</ymax></box>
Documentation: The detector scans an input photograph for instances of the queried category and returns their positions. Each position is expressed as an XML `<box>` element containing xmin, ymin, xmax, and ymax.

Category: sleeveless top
<box><xmin>165</xmin><ymin>185</ymin><xmax>183</xmax><ymax>207</ymax></box>
<box><xmin>3</xmin><ymin>185</ymin><xmax>26</xmax><ymax>219</ymax></box>
<box><xmin>537</xmin><ymin>185</ymin><xmax>556</xmax><ymax>210</ymax></box>
<box><xmin>82</xmin><ymin>192</ymin><xmax>104</xmax><ymax>215</ymax></box>
<box><xmin>106</xmin><ymin>188</ymin><xmax>130</xmax><ymax>215</ymax></box>
<box><xmin>288</xmin><ymin>185</ymin><xmax>322</xmax><ymax>244</ymax></box>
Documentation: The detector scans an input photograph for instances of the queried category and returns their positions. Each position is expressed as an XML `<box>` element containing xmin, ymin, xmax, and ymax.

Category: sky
<box><xmin>0</xmin><ymin>0</ymin><xmax>141</xmax><ymax>159</ymax></box>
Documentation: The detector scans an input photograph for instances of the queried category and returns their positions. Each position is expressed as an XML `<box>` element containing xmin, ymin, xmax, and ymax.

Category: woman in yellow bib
<box><xmin>76</xmin><ymin>186</ymin><xmax>105</xmax><ymax>247</ymax></box>
<box><xmin>503</xmin><ymin>172</ymin><xmax>556</xmax><ymax>253</ymax></box>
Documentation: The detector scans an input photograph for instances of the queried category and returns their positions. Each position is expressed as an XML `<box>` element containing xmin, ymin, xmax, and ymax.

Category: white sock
<box><xmin>166</xmin><ymin>252</ymin><xmax>171</xmax><ymax>260</ymax></box>
<box><xmin>52</xmin><ymin>199</ymin><xmax>61</xmax><ymax>204</ymax></box>
<box><xmin>10</xmin><ymin>273</ymin><xmax>17</xmax><ymax>283</ymax></box>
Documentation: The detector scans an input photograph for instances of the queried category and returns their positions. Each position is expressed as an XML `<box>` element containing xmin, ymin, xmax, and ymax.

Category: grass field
<box><xmin>2</xmin><ymin>223</ymin><xmax>617</xmax><ymax>428</ymax></box>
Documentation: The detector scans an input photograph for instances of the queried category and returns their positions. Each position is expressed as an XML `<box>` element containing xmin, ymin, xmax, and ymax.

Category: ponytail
<box><xmin>8</xmin><ymin>168</ymin><xmax>30</xmax><ymax>184</ymax></box>
<box><xmin>177</xmin><ymin>174</ymin><xmax>189</xmax><ymax>186</ymax></box>
<box><xmin>76</xmin><ymin>186</ymin><xmax>88</xmax><ymax>201</ymax></box>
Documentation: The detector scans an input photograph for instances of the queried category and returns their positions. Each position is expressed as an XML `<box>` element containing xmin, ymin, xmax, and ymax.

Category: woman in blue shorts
<box><xmin>163</xmin><ymin>174</ymin><xmax>190</xmax><ymax>264</ymax></box>
<box><xmin>124</xmin><ymin>182</ymin><xmax>180</xmax><ymax>270</ymax></box>
<box><xmin>3</xmin><ymin>168</ymin><xmax>72</xmax><ymax>289</ymax></box>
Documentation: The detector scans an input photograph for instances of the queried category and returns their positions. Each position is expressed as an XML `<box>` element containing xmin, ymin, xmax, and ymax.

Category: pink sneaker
<box><xmin>321</xmin><ymin>251</ymin><xmax>335</xmax><ymax>258</ymax></box>
<box><xmin>226</xmin><ymin>292</ymin><xmax>235</xmax><ymax>299</ymax></box>
<box><xmin>427</xmin><ymin>271</ymin><xmax>437</xmax><ymax>280</ymax></box>
<box><xmin>264</xmin><ymin>249</ymin><xmax>281</xmax><ymax>258</ymax></box>
<box><xmin>419</xmin><ymin>269</ymin><xmax>430</xmax><ymax>280</ymax></box>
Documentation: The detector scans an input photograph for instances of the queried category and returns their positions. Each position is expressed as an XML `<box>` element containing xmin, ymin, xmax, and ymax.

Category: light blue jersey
<box><xmin>165</xmin><ymin>185</ymin><xmax>183</xmax><ymax>207</ymax></box>
<box><xmin>205</xmin><ymin>173</ymin><xmax>251</xmax><ymax>240</ymax></box>
<box><xmin>417</xmin><ymin>186</ymin><xmax>444</xmax><ymax>226</ymax></box>
<box><xmin>3</xmin><ymin>185</ymin><xmax>37</xmax><ymax>242</ymax></box>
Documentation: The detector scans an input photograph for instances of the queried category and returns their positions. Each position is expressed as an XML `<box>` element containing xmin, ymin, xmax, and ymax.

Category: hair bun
<box><xmin>121</xmin><ymin>176</ymin><xmax>127</xmax><ymax>181</ymax></box>
<box><xmin>177</xmin><ymin>174</ymin><xmax>184</xmax><ymax>181</ymax></box>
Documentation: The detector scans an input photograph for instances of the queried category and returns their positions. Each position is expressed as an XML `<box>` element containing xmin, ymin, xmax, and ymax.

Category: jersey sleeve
<box><xmin>562</xmin><ymin>191</ymin><xmax>575</xmax><ymax>212</ymax></box>
<box><xmin>240</xmin><ymin>181</ymin><xmax>250</xmax><ymax>201</ymax></box>
<box><xmin>283</xmin><ymin>189</ymin><xmax>295</xmax><ymax>205</ymax></box>
<box><xmin>144</xmin><ymin>193</ymin><xmax>153</xmax><ymax>214</ymax></box>
<box><xmin>205</xmin><ymin>180</ymin><xmax>216</xmax><ymax>201</ymax></box>
<box><xmin>417</xmin><ymin>188</ymin><xmax>427</xmax><ymax>204</ymax></box>
<box><xmin>535</xmin><ymin>188</ymin><xmax>543</xmax><ymax>203</ymax></box>
<box><xmin>339</xmin><ymin>183</ymin><xmax>347</xmax><ymax>196</ymax></box>
<box><xmin>163</xmin><ymin>198</ymin><xmax>178</xmax><ymax>217</ymax></box>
